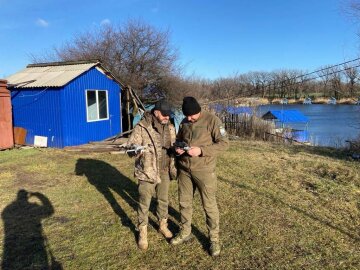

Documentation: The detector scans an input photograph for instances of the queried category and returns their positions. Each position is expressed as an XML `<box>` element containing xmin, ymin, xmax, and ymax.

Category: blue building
<box><xmin>262</xmin><ymin>109</ymin><xmax>310</xmax><ymax>143</ymax></box>
<box><xmin>6</xmin><ymin>60</ymin><xmax>122</xmax><ymax>148</ymax></box>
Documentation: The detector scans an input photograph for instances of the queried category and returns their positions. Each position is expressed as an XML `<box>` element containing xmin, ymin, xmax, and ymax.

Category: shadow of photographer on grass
<box><xmin>1</xmin><ymin>189</ymin><xmax>63</xmax><ymax>270</ymax></box>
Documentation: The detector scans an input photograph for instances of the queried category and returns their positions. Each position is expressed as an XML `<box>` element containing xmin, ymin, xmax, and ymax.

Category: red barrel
<box><xmin>0</xmin><ymin>79</ymin><xmax>14</xmax><ymax>149</ymax></box>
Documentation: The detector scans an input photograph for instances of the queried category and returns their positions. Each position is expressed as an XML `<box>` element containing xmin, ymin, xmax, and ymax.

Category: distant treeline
<box><xmin>205</xmin><ymin>67</ymin><xmax>360</xmax><ymax>102</ymax></box>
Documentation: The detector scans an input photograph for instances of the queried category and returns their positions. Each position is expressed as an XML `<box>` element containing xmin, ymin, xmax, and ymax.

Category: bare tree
<box><xmin>32</xmin><ymin>20</ymin><xmax>180</xmax><ymax>99</ymax></box>
<box><xmin>294</xmin><ymin>71</ymin><xmax>312</xmax><ymax>99</ymax></box>
<box><xmin>328</xmin><ymin>66</ymin><xmax>344</xmax><ymax>99</ymax></box>
<box><xmin>246</xmin><ymin>72</ymin><xmax>269</xmax><ymax>97</ymax></box>
<box><xmin>317</xmin><ymin>65</ymin><xmax>333</xmax><ymax>97</ymax></box>
<box><xmin>211</xmin><ymin>75</ymin><xmax>249</xmax><ymax>101</ymax></box>
<box><xmin>343</xmin><ymin>0</ymin><xmax>360</xmax><ymax>21</ymax></box>
<box><xmin>267</xmin><ymin>70</ymin><xmax>290</xmax><ymax>98</ymax></box>
<box><xmin>154</xmin><ymin>75</ymin><xmax>211</xmax><ymax>105</ymax></box>
<box><xmin>343</xmin><ymin>63</ymin><xmax>359</xmax><ymax>96</ymax></box>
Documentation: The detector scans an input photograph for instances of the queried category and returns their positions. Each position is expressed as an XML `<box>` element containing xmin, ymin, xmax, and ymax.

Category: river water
<box><xmin>258</xmin><ymin>104</ymin><xmax>360</xmax><ymax>147</ymax></box>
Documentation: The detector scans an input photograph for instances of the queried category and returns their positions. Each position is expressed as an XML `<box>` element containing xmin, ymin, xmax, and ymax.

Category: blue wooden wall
<box><xmin>11</xmin><ymin>67</ymin><xmax>121</xmax><ymax>148</ymax></box>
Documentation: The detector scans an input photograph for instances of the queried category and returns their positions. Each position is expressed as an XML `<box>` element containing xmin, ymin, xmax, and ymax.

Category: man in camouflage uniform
<box><xmin>127</xmin><ymin>100</ymin><xmax>177</xmax><ymax>250</ymax></box>
<box><xmin>171</xmin><ymin>96</ymin><xmax>229</xmax><ymax>257</ymax></box>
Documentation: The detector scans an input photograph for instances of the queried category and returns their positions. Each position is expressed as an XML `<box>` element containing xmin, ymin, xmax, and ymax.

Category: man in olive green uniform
<box><xmin>127</xmin><ymin>100</ymin><xmax>177</xmax><ymax>251</ymax></box>
<box><xmin>171</xmin><ymin>96</ymin><xmax>229</xmax><ymax>257</ymax></box>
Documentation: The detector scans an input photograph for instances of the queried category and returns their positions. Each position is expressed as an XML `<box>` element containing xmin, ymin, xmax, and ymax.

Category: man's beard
<box><xmin>161</xmin><ymin>119</ymin><xmax>169</xmax><ymax>125</ymax></box>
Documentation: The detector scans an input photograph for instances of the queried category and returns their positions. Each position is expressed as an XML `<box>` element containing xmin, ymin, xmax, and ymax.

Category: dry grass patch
<box><xmin>0</xmin><ymin>142</ymin><xmax>359</xmax><ymax>269</ymax></box>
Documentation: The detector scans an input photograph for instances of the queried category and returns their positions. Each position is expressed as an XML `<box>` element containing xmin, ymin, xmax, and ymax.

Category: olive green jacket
<box><xmin>127</xmin><ymin>112</ymin><xmax>177</xmax><ymax>184</ymax></box>
<box><xmin>177</xmin><ymin>110</ymin><xmax>229</xmax><ymax>172</ymax></box>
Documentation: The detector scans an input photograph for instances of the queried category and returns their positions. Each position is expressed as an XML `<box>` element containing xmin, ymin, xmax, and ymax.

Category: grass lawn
<box><xmin>0</xmin><ymin>140</ymin><xmax>359</xmax><ymax>269</ymax></box>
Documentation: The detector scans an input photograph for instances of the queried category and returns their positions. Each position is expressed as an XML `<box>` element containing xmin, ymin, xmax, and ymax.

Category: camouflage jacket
<box><xmin>127</xmin><ymin>112</ymin><xmax>177</xmax><ymax>184</ymax></box>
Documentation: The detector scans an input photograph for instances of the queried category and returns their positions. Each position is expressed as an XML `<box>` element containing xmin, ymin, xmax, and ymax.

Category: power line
<box><xmin>205</xmin><ymin>57</ymin><xmax>360</xmax><ymax>104</ymax></box>
<box><xmin>280</xmin><ymin>57</ymin><xmax>360</xmax><ymax>84</ymax></box>
<box><xmin>267</xmin><ymin>62</ymin><xmax>360</xmax><ymax>92</ymax></box>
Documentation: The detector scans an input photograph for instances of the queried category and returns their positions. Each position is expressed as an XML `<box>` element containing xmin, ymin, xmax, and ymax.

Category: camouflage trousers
<box><xmin>137</xmin><ymin>173</ymin><xmax>170</xmax><ymax>227</ymax></box>
<box><xmin>178</xmin><ymin>170</ymin><xmax>219</xmax><ymax>242</ymax></box>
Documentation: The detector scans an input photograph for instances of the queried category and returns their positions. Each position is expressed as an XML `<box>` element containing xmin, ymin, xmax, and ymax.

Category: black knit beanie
<box><xmin>182</xmin><ymin>96</ymin><xmax>201</xmax><ymax>116</ymax></box>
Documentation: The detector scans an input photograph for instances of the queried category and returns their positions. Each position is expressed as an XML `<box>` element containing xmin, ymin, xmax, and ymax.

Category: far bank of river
<box><xmin>258</xmin><ymin>104</ymin><xmax>360</xmax><ymax>147</ymax></box>
<box><xmin>238</xmin><ymin>97</ymin><xmax>359</xmax><ymax>106</ymax></box>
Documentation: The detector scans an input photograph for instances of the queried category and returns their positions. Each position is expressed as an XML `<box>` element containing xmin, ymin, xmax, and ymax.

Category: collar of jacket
<box><xmin>137</xmin><ymin>111</ymin><xmax>153</xmax><ymax>129</ymax></box>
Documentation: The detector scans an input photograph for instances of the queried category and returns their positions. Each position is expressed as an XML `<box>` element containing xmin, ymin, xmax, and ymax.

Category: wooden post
<box><xmin>126</xmin><ymin>87</ymin><xmax>131</xmax><ymax>131</ymax></box>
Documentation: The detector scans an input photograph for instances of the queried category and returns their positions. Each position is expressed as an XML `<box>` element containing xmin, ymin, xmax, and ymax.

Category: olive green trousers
<box><xmin>138</xmin><ymin>173</ymin><xmax>170</xmax><ymax>227</ymax></box>
<box><xmin>178</xmin><ymin>170</ymin><xmax>219</xmax><ymax>242</ymax></box>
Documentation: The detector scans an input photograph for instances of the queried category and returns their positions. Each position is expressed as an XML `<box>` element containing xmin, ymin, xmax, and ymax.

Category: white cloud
<box><xmin>36</xmin><ymin>18</ymin><xmax>49</xmax><ymax>27</ymax></box>
<box><xmin>100</xmin><ymin>19</ymin><xmax>111</xmax><ymax>26</ymax></box>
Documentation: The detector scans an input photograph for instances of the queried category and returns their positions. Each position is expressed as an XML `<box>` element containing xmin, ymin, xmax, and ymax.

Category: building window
<box><xmin>86</xmin><ymin>90</ymin><xmax>109</xmax><ymax>121</ymax></box>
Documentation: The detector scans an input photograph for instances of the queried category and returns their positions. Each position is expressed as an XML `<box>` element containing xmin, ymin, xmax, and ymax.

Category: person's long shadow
<box><xmin>1</xmin><ymin>189</ymin><xmax>63</xmax><ymax>270</ymax></box>
<box><xmin>75</xmin><ymin>158</ymin><xmax>208</xmax><ymax>249</ymax></box>
<box><xmin>75</xmin><ymin>158</ymin><xmax>142</xmax><ymax>235</ymax></box>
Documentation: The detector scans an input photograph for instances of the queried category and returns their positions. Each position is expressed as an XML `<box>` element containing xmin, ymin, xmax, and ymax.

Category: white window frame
<box><xmin>85</xmin><ymin>89</ymin><xmax>109</xmax><ymax>122</ymax></box>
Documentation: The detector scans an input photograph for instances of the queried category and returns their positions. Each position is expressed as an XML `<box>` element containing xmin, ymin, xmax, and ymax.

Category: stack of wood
<box><xmin>64</xmin><ymin>137</ymin><xmax>128</xmax><ymax>154</ymax></box>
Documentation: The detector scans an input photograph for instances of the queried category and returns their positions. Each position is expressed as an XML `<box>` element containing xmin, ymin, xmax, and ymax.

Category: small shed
<box><xmin>280</xmin><ymin>98</ymin><xmax>288</xmax><ymax>104</ymax></box>
<box><xmin>327</xmin><ymin>97</ymin><xmax>336</xmax><ymax>105</ymax></box>
<box><xmin>262</xmin><ymin>110</ymin><xmax>308</xmax><ymax>124</ymax></box>
<box><xmin>303</xmin><ymin>97</ymin><xmax>312</xmax><ymax>104</ymax></box>
<box><xmin>262</xmin><ymin>109</ymin><xmax>309</xmax><ymax>142</ymax></box>
<box><xmin>6</xmin><ymin>60</ymin><xmax>122</xmax><ymax>148</ymax></box>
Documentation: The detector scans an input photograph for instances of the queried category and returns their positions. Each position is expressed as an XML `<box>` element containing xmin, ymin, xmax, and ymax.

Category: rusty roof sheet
<box><xmin>6</xmin><ymin>62</ymin><xmax>99</xmax><ymax>88</ymax></box>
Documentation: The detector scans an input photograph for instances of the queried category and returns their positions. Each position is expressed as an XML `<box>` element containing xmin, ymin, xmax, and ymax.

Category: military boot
<box><xmin>159</xmin><ymin>219</ymin><xmax>173</xmax><ymax>239</ymax></box>
<box><xmin>209</xmin><ymin>241</ymin><xmax>221</xmax><ymax>257</ymax></box>
<box><xmin>170</xmin><ymin>232</ymin><xmax>194</xmax><ymax>245</ymax></box>
<box><xmin>138</xmin><ymin>225</ymin><xmax>148</xmax><ymax>250</ymax></box>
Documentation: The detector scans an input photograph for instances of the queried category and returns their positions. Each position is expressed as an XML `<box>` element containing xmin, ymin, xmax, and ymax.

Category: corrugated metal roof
<box><xmin>262</xmin><ymin>110</ymin><xmax>309</xmax><ymax>123</ymax></box>
<box><xmin>6</xmin><ymin>62</ymin><xmax>99</xmax><ymax>88</ymax></box>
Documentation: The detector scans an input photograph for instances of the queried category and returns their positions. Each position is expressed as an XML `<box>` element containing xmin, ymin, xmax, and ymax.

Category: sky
<box><xmin>1</xmin><ymin>0</ymin><xmax>360</xmax><ymax>80</ymax></box>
